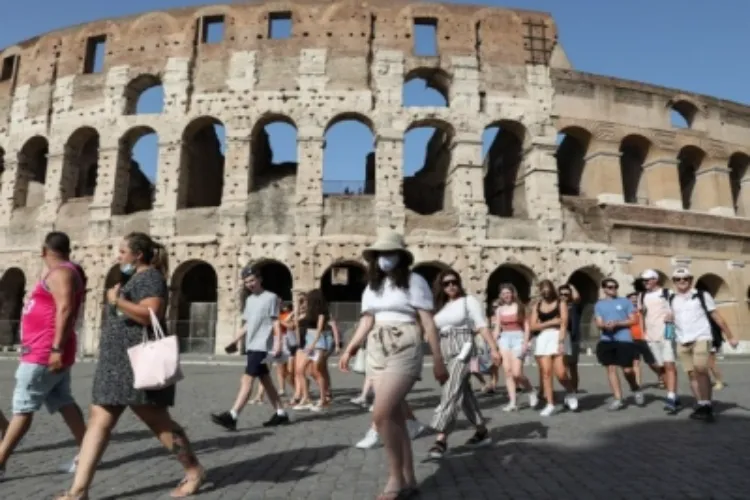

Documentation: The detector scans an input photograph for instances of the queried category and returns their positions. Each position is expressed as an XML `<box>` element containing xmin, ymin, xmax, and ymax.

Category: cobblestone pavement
<box><xmin>2</xmin><ymin>358</ymin><xmax>750</xmax><ymax>499</ymax></box>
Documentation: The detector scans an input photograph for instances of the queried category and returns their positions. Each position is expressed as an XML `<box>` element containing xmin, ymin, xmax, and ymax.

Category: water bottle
<box><xmin>664</xmin><ymin>322</ymin><xmax>676</xmax><ymax>341</ymax></box>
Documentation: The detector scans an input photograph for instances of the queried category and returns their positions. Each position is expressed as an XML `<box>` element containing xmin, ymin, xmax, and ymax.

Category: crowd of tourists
<box><xmin>0</xmin><ymin>229</ymin><xmax>739</xmax><ymax>499</ymax></box>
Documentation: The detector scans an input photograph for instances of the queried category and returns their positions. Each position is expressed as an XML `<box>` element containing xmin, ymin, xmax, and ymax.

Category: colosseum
<box><xmin>0</xmin><ymin>0</ymin><xmax>748</xmax><ymax>356</ymax></box>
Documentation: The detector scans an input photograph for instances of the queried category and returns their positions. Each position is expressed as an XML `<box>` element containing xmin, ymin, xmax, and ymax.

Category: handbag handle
<box><xmin>141</xmin><ymin>307</ymin><xmax>167</xmax><ymax>343</ymax></box>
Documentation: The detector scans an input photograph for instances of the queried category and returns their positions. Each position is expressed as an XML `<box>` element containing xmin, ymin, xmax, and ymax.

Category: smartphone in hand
<box><xmin>225</xmin><ymin>343</ymin><xmax>238</xmax><ymax>354</ymax></box>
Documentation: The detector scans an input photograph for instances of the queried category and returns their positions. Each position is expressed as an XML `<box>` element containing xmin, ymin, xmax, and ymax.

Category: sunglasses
<box><xmin>673</xmin><ymin>277</ymin><xmax>689</xmax><ymax>282</ymax></box>
<box><xmin>442</xmin><ymin>279</ymin><xmax>459</xmax><ymax>287</ymax></box>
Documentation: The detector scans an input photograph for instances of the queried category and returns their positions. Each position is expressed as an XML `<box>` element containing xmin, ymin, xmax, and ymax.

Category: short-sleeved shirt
<box><xmin>567</xmin><ymin>303</ymin><xmax>583</xmax><ymax>342</ymax></box>
<box><xmin>640</xmin><ymin>288</ymin><xmax>671</xmax><ymax>342</ymax></box>
<box><xmin>361</xmin><ymin>272</ymin><xmax>433</xmax><ymax>322</ymax></box>
<box><xmin>671</xmin><ymin>289</ymin><xmax>717</xmax><ymax>344</ymax></box>
<box><xmin>243</xmin><ymin>290</ymin><xmax>280</xmax><ymax>352</ymax></box>
<box><xmin>594</xmin><ymin>297</ymin><xmax>635</xmax><ymax>342</ymax></box>
<box><xmin>434</xmin><ymin>295</ymin><xmax>488</xmax><ymax>333</ymax></box>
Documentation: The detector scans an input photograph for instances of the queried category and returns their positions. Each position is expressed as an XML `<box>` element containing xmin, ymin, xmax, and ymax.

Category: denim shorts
<box><xmin>498</xmin><ymin>331</ymin><xmax>525</xmax><ymax>359</ymax></box>
<box><xmin>13</xmin><ymin>362</ymin><xmax>75</xmax><ymax>414</ymax></box>
<box><xmin>305</xmin><ymin>330</ymin><xmax>334</xmax><ymax>352</ymax></box>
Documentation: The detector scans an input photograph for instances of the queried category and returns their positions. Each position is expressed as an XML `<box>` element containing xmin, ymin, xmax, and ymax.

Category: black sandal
<box><xmin>427</xmin><ymin>440</ymin><xmax>447</xmax><ymax>459</ymax></box>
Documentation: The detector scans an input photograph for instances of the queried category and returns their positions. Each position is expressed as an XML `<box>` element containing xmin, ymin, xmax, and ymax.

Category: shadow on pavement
<box><xmin>15</xmin><ymin>429</ymin><xmax>154</xmax><ymax>455</ymax></box>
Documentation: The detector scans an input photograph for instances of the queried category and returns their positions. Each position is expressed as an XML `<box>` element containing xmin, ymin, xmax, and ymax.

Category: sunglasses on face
<box><xmin>442</xmin><ymin>279</ymin><xmax>459</xmax><ymax>287</ymax></box>
<box><xmin>673</xmin><ymin>277</ymin><xmax>689</xmax><ymax>283</ymax></box>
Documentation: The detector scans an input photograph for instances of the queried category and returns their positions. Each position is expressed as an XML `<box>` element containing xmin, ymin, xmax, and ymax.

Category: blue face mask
<box><xmin>120</xmin><ymin>263</ymin><xmax>136</xmax><ymax>276</ymax></box>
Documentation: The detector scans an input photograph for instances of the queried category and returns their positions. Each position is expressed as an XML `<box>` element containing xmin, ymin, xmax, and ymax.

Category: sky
<box><xmin>2</xmin><ymin>0</ymin><xmax>749</xmax><ymax>191</ymax></box>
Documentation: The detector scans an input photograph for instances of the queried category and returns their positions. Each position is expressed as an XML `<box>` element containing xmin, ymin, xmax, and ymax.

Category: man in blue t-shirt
<box><xmin>594</xmin><ymin>278</ymin><xmax>644</xmax><ymax>411</ymax></box>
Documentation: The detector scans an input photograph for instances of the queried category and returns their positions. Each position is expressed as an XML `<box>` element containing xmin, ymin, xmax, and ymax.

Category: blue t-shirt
<box><xmin>594</xmin><ymin>297</ymin><xmax>634</xmax><ymax>342</ymax></box>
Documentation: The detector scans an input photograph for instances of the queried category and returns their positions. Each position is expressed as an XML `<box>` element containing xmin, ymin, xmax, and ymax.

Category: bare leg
<box><xmin>607</xmin><ymin>366</ymin><xmax>623</xmax><ymax>400</ymax></box>
<box><xmin>231</xmin><ymin>374</ymin><xmax>255</xmax><ymax>414</ymax></box>
<box><xmin>397</xmin><ymin>401</ymin><xmax>417</xmax><ymax>488</ymax></box>
<box><xmin>0</xmin><ymin>411</ymin><xmax>8</xmax><ymax>436</ymax></box>
<box><xmin>313</xmin><ymin>352</ymin><xmax>330</xmax><ymax>407</ymax></box>
<box><xmin>501</xmin><ymin>349</ymin><xmax>518</xmax><ymax>406</ymax></box>
<box><xmin>552</xmin><ymin>355</ymin><xmax>574</xmax><ymax>392</ymax></box>
<box><xmin>633</xmin><ymin>358</ymin><xmax>642</xmax><ymax>386</ymax></box>
<box><xmin>0</xmin><ymin>413</ymin><xmax>33</xmax><ymax>468</ymax></box>
<box><xmin>709</xmin><ymin>354</ymin><xmax>724</xmax><ymax>387</ymax></box>
<box><xmin>294</xmin><ymin>353</ymin><xmax>312</xmax><ymax>403</ymax></box>
<box><xmin>275</xmin><ymin>363</ymin><xmax>289</xmax><ymax>396</ymax></box>
<box><xmin>537</xmin><ymin>356</ymin><xmax>554</xmax><ymax>405</ymax></box>
<box><xmin>60</xmin><ymin>403</ymin><xmax>87</xmax><ymax>447</ymax></box>
<box><xmin>258</xmin><ymin>374</ymin><xmax>285</xmax><ymax>412</ymax></box>
<box><xmin>511</xmin><ymin>356</ymin><xmax>534</xmax><ymax>393</ymax></box>
<box><xmin>360</xmin><ymin>377</ymin><xmax>374</xmax><ymax>400</ymax></box>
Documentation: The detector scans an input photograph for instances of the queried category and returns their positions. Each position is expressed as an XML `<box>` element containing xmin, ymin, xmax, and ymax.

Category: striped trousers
<box><xmin>430</xmin><ymin>329</ymin><xmax>485</xmax><ymax>434</ymax></box>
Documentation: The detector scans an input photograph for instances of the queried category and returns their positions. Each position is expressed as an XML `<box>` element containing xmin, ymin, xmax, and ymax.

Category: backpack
<box><xmin>668</xmin><ymin>291</ymin><xmax>723</xmax><ymax>346</ymax></box>
<box><xmin>639</xmin><ymin>288</ymin><xmax>671</xmax><ymax>318</ymax></box>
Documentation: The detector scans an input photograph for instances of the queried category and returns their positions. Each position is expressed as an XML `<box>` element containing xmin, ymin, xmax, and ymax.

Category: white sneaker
<box><xmin>293</xmin><ymin>402</ymin><xmax>313</xmax><ymax>411</ymax></box>
<box><xmin>564</xmin><ymin>394</ymin><xmax>579</xmax><ymax>411</ymax></box>
<box><xmin>528</xmin><ymin>392</ymin><xmax>539</xmax><ymax>409</ymax></box>
<box><xmin>355</xmin><ymin>428</ymin><xmax>380</xmax><ymax>449</ymax></box>
<box><xmin>368</xmin><ymin>404</ymin><xmax>374</xmax><ymax>412</ymax></box>
<box><xmin>540</xmin><ymin>404</ymin><xmax>556</xmax><ymax>417</ymax></box>
<box><xmin>502</xmin><ymin>402</ymin><xmax>518</xmax><ymax>412</ymax></box>
<box><xmin>406</xmin><ymin>419</ymin><xmax>425</xmax><ymax>440</ymax></box>
<box><xmin>350</xmin><ymin>396</ymin><xmax>366</xmax><ymax>406</ymax></box>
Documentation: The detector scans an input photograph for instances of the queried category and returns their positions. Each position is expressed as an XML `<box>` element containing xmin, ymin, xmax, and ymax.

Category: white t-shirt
<box><xmin>671</xmin><ymin>289</ymin><xmax>717</xmax><ymax>344</ymax></box>
<box><xmin>434</xmin><ymin>295</ymin><xmax>488</xmax><ymax>333</ymax></box>
<box><xmin>361</xmin><ymin>272</ymin><xmax>433</xmax><ymax>322</ymax></box>
<box><xmin>640</xmin><ymin>288</ymin><xmax>671</xmax><ymax>342</ymax></box>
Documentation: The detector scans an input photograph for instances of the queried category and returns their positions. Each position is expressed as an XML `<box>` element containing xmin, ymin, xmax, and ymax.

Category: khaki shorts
<box><xmin>366</xmin><ymin>322</ymin><xmax>423</xmax><ymax>380</ymax></box>
<box><xmin>677</xmin><ymin>339</ymin><xmax>712</xmax><ymax>373</ymax></box>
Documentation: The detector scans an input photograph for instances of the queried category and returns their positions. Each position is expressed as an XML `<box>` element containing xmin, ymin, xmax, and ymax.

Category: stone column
<box><xmin>38</xmin><ymin>145</ymin><xmax>67</xmax><ymax>229</ymax></box>
<box><xmin>294</xmin><ymin>127</ymin><xmax>324</xmax><ymax>237</ymax></box>
<box><xmin>219</xmin><ymin>135</ymin><xmax>251</xmax><ymax>238</ymax></box>
<box><xmin>87</xmin><ymin>144</ymin><xmax>120</xmax><ymax>243</ymax></box>
<box><xmin>0</xmin><ymin>151</ymin><xmax>19</xmax><ymax>226</ymax></box>
<box><xmin>580</xmin><ymin>144</ymin><xmax>623</xmax><ymax>204</ymax></box>
<box><xmin>736</xmin><ymin>177</ymin><xmax>750</xmax><ymax>217</ymax></box>
<box><xmin>374</xmin><ymin>130</ymin><xmax>405</xmax><ymax>232</ymax></box>
<box><xmin>521</xmin><ymin>138</ymin><xmax>563</xmax><ymax>241</ymax></box>
<box><xmin>725</xmin><ymin>260</ymin><xmax>745</xmax><ymax>342</ymax></box>
<box><xmin>150</xmin><ymin>139</ymin><xmax>180</xmax><ymax>238</ymax></box>
<box><xmin>449</xmin><ymin>135</ymin><xmax>487</xmax><ymax>243</ymax></box>
<box><xmin>692</xmin><ymin>162</ymin><xmax>734</xmax><ymax>216</ymax></box>
<box><xmin>214</xmin><ymin>259</ymin><xmax>240</xmax><ymax>354</ymax></box>
<box><xmin>641</xmin><ymin>157</ymin><xmax>682</xmax><ymax>210</ymax></box>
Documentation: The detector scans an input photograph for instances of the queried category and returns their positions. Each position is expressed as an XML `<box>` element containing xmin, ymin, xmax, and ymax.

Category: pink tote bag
<box><xmin>127</xmin><ymin>307</ymin><xmax>184</xmax><ymax>390</ymax></box>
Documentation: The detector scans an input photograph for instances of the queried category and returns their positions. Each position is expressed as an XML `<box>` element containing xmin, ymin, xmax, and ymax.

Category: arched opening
<box><xmin>677</xmin><ymin>146</ymin><xmax>705</xmax><ymax>210</ymax></box>
<box><xmin>15</xmin><ymin>136</ymin><xmax>49</xmax><ymax>209</ymax></box>
<box><xmin>556</xmin><ymin>127</ymin><xmax>591</xmax><ymax>197</ymax></box>
<box><xmin>320</xmin><ymin>261</ymin><xmax>367</xmax><ymax>333</ymax></box>
<box><xmin>63</xmin><ymin>127</ymin><xmax>100</xmax><ymax>202</ymax></box>
<box><xmin>170</xmin><ymin>260</ymin><xmax>218</xmax><ymax>353</ymax></box>
<box><xmin>695</xmin><ymin>273</ymin><xmax>732</xmax><ymax>303</ymax></box>
<box><xmin>402</xmin><ymin>68</ymin><xmax>449</xmax><ymax>107</ymax></box>
<box><xmin>669</xmin><ymin>100</ymin><xmax>697</xmax><ymax>129</ymax></box>
<box><xmin>179</xmin><ymin>116</ymin><xmax>225</xmax><ymax>208</ymax></box>
<box><xmin>246</xmin><ymin>259</ymin><xmax>293</xmax><ymax>303</ymax></box>
<box><xmin>619</xmin><ymin>135</ymin><xmax>650</xmax><ymax>204</ymax></box>
<box><xmin>567</xmin><ymin>267</ymin><xmax>603</xmax><ymax>342</ymax></box>
<box><xmin>412</xmin><ymin>261</ymin><xmax>451</xmax><ymax>290</ymax></box>
<box><xmin>0</xmin><ymin>146</ymin><xmax>6</xmax><ymax>192</ymax></box>
<box><xmin>323</xmin><ymin>115</ymin><xmax>375</xmax><ymax>196</ymax></box>
<box><xmin>486</xmin><ymin>264</ymin><xmax>535</xmax><ymax>315</ymax></box>
<box><xmin>250</xmin><ymin>114</ymin><xmax>298</xmax><ymax>192</ymax></box>
<box><xmin>403</xmin><ymin>120</ymin><xmax>453</xmax><ymax>215</ymax></box>
<box><xmin>0</xmin><ymin>268</ymin><xmax>26</xmax><ymax>346</ymax></box>
<box><xmin>482</xmin><ymin>121</ymin><xmax>526</xmax><ymax>218</ymax></box>
<box><xmin>116</xmin><ymin>127</ymin><xmax>157</xmax><ymax>215</ymax></box>
<box><xmin>124</xmin><ymin>74</ymin><xmax>165</xmax><ymax>115</ymax></box>
<box><xmin>728</xmin><ymin>153</ymin><xmax>750</xmax><ymax>216</ymax></box>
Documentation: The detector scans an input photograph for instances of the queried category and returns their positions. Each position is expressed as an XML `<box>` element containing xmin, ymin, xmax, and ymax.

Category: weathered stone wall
<box><xmin>0</xmin><ymin>0</ymin><xmax>748</xmax><ymax>354</ymax></box>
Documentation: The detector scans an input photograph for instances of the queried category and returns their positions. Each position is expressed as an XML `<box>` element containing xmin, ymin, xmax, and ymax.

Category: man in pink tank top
<box><xmin>0</xmin><ymin>232</ymin><xmax>87</xmax><ymax>481</ymax></box>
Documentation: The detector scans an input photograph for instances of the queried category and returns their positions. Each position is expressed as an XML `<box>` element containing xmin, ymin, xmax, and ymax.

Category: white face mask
<box><xmin>377</xmin><ymin>254</ymin><xmax>400</xmax><ymax>273</ymax></box>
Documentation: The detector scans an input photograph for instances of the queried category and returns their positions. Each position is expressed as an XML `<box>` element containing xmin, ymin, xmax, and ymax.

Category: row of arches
<box><xmin>0</xmin><ymin>262</ymin><xmax>740</xmax><ymax>353</ymax></box>
<box><xmin>558</xmin><ymin>126</ymin><xmax>750</xmax><ymax>214</ymax></box>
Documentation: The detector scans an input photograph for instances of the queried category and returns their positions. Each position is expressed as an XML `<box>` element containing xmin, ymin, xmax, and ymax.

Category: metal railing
<box><xmin>168</xmin><ymin>319</ymin><xmax>217</xmax><ymax>354</ymax></box>
<box><xmin>322</xmin><ymin>180</ymin><xmax>372</xmax><ymax>195</ymax></box>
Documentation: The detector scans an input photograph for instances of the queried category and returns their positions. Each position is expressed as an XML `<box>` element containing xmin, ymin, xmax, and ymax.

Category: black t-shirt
<box><xmin>568</xmin><ymin>303</ymin><xmax>583</xmax><ymax>342</ymax></box>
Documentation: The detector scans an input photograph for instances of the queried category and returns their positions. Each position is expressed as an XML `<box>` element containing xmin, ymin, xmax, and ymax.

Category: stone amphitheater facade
<box><xmin>0</xmin><ymin>0</ymin><xmax>749</xmax><ymax>355</ymax></box>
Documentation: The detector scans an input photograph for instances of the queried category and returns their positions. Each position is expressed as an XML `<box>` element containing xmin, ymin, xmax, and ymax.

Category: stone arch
<box><xmin>728</xmin><ymin>152</ymin><xmax>750</xmax><ymax>216</ymax></box>
<box><xmin>677</xmin><ymin>145</ymin><xmax>705</xmax><ymax>210</ymax></box>
<box><xmin>403</xmin><ymin>119</ymin><xmax>455</xmax><ymax>215</ymax></box>
<box><xmin>127</xmin><ymin>11</ymin><xmax>181</xmax><ymax>38</ymax></box>
<box><xmin>0</xmin><ymin>267</ymin><xmax>26</xmax><ymax>346</ymax></box>
<box><xmin>251</xmin><ymin>113</ymin><xmax>298</xmax><ymax>192</ymax></box>
<box><xmin>483</xmin><ymin>120</ymin><xmax>527</xmax><ymax>218</ymax></box>
<box><xmin>402</xmin><ymin>67</ymin><xmax>450</xmax><ymax>107</ymax></box>
<box><xmin>566</xmin><ymin>266</ymin><xmax>605</xmax><ymax>342</ymax></box>
<box><xmin>247</xmin><ymin>259</ymin><xmax>293</xmax><ymax>302</ymax></box>
<box><xmin>62</xmin><ymin>127</ymin><xmax>100</xmax><ymax>202</ymax></box>
<box><xmin>124</xmin><ymin>74</ymin><xmax>164</xmax><ymax>115</ymax></box>
<box><xmin>486</xmin><ymin>263</ymin><xmax>536</xmax><ymax>314</ymax></box>
<box><xmin>170</xmin><ymin>260</ymin><xmax>218</xmax><ymax>353</ymax></box>
<box><xmin>412</xmin><ymin>261</ymin><xmax>452</xmax><ymax>290</ymax></box>
<box><xmin>668</xmin><ymin>98</ymin><xmax>699</xmax><ymax>129</ymax></box>
<box><xmin>179</xmin><ymin>116</ymin><xmax>225</xmax><ymax>209</ymax></box>
<box><xmin>116</xmin><ymin>126</ymin><xmax>157</xmax><ymax>215</ymax></box>
<box><xmin>556</xmin><ymin>126</ymin><xmax>591</xmax><ymax>197</ymax></box>
<box><xmin>695</xmin><ymin>273</ymin><xmax>732</xmax><ymax>302</ymax></box>
<box><xmin>15</xmin><ymin>135</ymin><xmax>49</xmax><ymax>209</ymax></box>
<box><xmin>323</xmin><ymin>113</ymin><xmax>375</xmax><ymax>196</ymax></box>
<box><xmin>619</xmin><ymin>134</ymin><xmax>651</xmax><ymax>204</ymax></box>
<box><xmin>320</xmin><ymin>260</ymin><xmax>367</xmax><ymax>328</ymax></box>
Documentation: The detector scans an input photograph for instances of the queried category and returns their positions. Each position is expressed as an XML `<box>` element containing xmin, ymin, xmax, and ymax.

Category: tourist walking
<box><xmin>529</xmin><ymin>279</ymin><xmax>578</xmax><ymax>416</ymax></box>
<box><xmin>295</xmin><ymin>289</ymin><xmax>336</xmax><ymax>412</ymax></box>
<box><xmin>494</xmin><ymin>283</ymin><xmax>537</xmax><ymax>411</ymax></box>
<box><xmin>249</xmin><ymin>299</ymin><xmax>295</xmax><ymax>404</ymax></box>
<box><xmin>594</xmin><ymin>278</ymin><xmax>644</xmax><ymax>410</ymax></box>
<box><xmin>626</xmin><ymin>292</ymin><xmax>660</xmax><ymax>387</ymax></box>
<box><xmin>426</xmin><ymin>269</ymin><xmax>499</xmax><ymax>459</ymax></box>
<box><xmin>668</xmin><ymin>267</ymin><xmax>738</xmax><ymax>422</ymax></box>
<box><xmin>558</xmin><ymin>284</ymin><xmax>583</xmax><ymax>392</ymax></box>
<box><xmin>339</xmin><ymin>230</ymin><xmax>448</xmax><ymax>499</ymax></box>
<box><xmin>211</xmin><ymin>265</ymin><xmax>290</xmax><ymax>430</ymax></box>
<box><xmin>56</xmin><ymin>232</ymin><xmax>204</xmax><ymax>499</ymax></box>
<box><xmin>0</xmin><ymin>232</ymin><xmax>86</xmax><ymax>481</ymax></box>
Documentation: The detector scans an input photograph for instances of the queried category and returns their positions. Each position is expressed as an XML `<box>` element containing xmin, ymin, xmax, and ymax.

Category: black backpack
<box><xmin>668</xmin><ymin>291</ymin><xmax>723</xmax><ymax>346</ymax></box>
<box><xmin>639</xmin><ymin>288</ymin><xmax>671</xmax><ymax>318</ymax></box>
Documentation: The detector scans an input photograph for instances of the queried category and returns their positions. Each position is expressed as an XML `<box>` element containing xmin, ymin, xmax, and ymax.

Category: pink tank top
<box><xmin>498</xmin><ymin>308</ymin><xmax>523</xmax><ymax>332</ymax></box>
<box><xmin>20</xmin><ymin>262</ymin><xmax>84</xmax><ymax>367</ymax></box>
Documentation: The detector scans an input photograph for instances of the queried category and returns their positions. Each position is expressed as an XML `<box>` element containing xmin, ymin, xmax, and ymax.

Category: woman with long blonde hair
<box><xmin>494</xmin><ymin>283</ymin><xmax>537</xmax><ymax>411</ymax></box>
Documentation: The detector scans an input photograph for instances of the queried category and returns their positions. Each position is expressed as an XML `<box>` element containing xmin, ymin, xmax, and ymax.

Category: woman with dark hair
<box><xmin>426</xmin><ymin>269</ymin><xmax>499</xmax><ymax>459</ymax></box>
<box><xmin>529</xmin><ymin>279</ymin><xmax>578</xmax><ymax>417</ymax></box>
<box><xmin>494</xmin><ymin>283</ymin><xmax>537</xmax><ymax>412</ymax></box>
<box><xmin>300</xmin><ymin>289</ymin><xmax>336</xmax><ymax>411</ymax></box>
<box><xmin>340</xmin><ymin>231</ymin><xmax>448</xmax><ymax>499</ymax></box>
<box><xmin>56</xmin><ymin>232</ymin><xmax>204</xmax><ymax>499</ymax></box>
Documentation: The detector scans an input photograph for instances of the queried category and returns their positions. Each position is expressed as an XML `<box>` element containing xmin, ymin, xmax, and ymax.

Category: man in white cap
<box><xmin>637</xmin><ymin>269</ymin><xmax>680</xmax><ymax>414</ymax></box>
<box><xmin>667</xmin><ymin>267</ymin><xmax>738</xmax><ymax>422</ymax></box>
